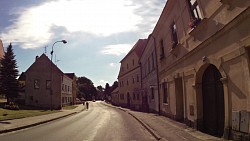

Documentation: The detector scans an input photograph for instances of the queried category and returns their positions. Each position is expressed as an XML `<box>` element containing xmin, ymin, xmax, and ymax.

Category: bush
<box><xmin>4</xmin><ymin>102</ymin><xmax>19</xmax><ymax>110</ymax></box>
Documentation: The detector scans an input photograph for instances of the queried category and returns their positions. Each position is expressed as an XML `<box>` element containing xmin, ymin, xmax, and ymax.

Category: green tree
<box><xmin>96</xmin><ymin>85</ymin><xmax>104</xmax><ymax>100</ymax></box>
<box><xmin>104</xmin><ymin>83</ymin><xmax>110</xmax><ymax>101</ymax></box>
<box><xmin>77</xmin><ymin>76</ymin><xmax>96</xmax><ymax>100</ymax></box>
<box><xmin>0</xmin><ymin>43</ymin><xmax>19</xmax><ymax>103</ymax></box>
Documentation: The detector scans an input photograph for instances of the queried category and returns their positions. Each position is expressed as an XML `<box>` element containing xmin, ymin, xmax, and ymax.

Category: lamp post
<box><xmin>50</xmin><ymin>40</ymin><xmax>67</xmax><ymax>110</ymax></box>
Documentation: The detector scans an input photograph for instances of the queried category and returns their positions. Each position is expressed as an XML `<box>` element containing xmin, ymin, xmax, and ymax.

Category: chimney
<box><xmin>35</xmin><ymin>56</ymin><xmax>39</xmax><ymax>61</ymax></box>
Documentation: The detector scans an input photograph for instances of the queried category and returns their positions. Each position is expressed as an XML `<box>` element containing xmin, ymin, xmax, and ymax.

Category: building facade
<box><xmin>17</xmin><ymin>72</ymin><xmax>26</xmax><ymax>103</ymax></box>
<box><xmin>25</xmin><ymin>54</ymin><xmax>74</xmax><ymax>109</ymax></box>
<box><xmin>111</xmin><ymin>87</ymin><xmax>119</xmax><ymax>106</ymax></box>
<box><xmin>152</xmin><ymin>0</ymin><xmax>250</xmax><ymax>139</ymax></box>
<box><xmin>118</xmin><ymin>39</ymin><xmax>147</xmax><ymax>110</ymax></box>
<box><xmin>61</xmin><ymin>74</ymin><xmax>73</xmax><ymax>106</ymax></box>
<box><xmin>65</xmin><ymin>73</ymin><xmax>77</xmax><ymax>105</ymax></box>
<box><xmin>0</xmin><ymin>39</ymin><xmax>5</xmax><ymax>59</ymax></box>
<box><xmin>140</xmin><ymin>35</ymin><xmax>159</xmax><ymax>113</ymax></box>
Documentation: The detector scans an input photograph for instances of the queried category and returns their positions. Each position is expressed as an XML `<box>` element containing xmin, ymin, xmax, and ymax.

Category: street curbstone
<box><xmin>101</xmin><ymin>102</ymin><xmax>163</xmax><ymax>141</ymax></box>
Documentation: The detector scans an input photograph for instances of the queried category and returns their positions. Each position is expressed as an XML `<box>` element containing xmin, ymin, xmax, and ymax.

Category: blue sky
<box><xmin>0</xmin><ymin>0</ymin><xmax>166</xmax><ymax>87</ymax></box>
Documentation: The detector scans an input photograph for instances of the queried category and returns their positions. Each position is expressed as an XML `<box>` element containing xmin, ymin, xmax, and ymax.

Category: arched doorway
<box><xmin>202</xmin><ymin>65</ymin><xmax>225</xmax><ymax>137</ymax></box>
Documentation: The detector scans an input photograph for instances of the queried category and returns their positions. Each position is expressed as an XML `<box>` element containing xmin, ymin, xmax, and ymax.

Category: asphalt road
<box><xmin>0</xmin><ymin>101</ymin><xmax>156</xmax><ymax>141</ymax></box>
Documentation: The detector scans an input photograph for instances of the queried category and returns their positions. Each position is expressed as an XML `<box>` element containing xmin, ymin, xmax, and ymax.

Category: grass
<box><xmin>62</xmin><ymin>105</ymin><xmax>77</xmax><ymax>110</ymax></box>
<box><xmin>0</xmin><ymin>102</ymin><xmax>59</xmax><ymax>121</ymax></box>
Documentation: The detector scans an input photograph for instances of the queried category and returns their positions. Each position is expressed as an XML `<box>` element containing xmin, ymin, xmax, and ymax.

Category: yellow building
<box><xmin>118</xmin><ymin>39</ymin><xmax>147</xmax><ymax>110</ymax></box>
<box><xmin>0</xmin><ymin>39</ymin><xmax>4</xmax><ymax>58</ymax></box>
<box><xmin>153</xmin><ymin>0</ymin><xmax>250</xmax><ymax>139</ymax></box>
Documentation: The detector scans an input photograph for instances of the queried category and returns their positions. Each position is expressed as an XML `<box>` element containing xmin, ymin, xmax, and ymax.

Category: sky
<box><xmin>0</xmin><ymin>0</ymin><xmax>166</xmax><ymax>87</ymax></box>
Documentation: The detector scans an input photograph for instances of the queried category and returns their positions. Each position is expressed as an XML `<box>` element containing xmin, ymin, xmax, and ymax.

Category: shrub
<box><xmin>4</xmin><ymin>102</ymin><xmax>19</xmax><ymax>110</ymax></box>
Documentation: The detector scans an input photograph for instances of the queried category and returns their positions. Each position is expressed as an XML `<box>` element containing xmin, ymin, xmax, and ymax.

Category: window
<box><xmin>151</xmin><ymin>88</ymin><xmax>155</xmax><ymax>99</ymax></box>
<box><xmin>171</xmin><ymin>22</ymin><xmax>178</xmax><ymax>48</ymax></box>
<box><xmin>160</xmin><ymin>39</ymin><xmax>165</xmax><ymax>59</ymax></box>
<box><xmin>133</xmin><ymin>59</ymin><xmax>135</xmax><ymax>66</ymax></box>
<box><xmin>132</xmin><ymin>77</ymin><xmax>135</xmax><ymax>84</ymax></box>
<box><xmin>46</xmin><ymin>80</ymin><xmax>51</xmax><ymax>89</ymax></box>
<box><xmin>62</xmin><ymin>84</ymin><xmax>64</xmax><ymax>91</ymax></box>
<box><xmin>127</xmin><ymin>63</ymin><xmax>129</xmax><ymax>69</ymax></box>
<box><xmin>34</xmin><ymin>79</ymin><xmax>40</xmax><ymax>89</ymax></box>
<box><xmin>137</xmin><ymin>74</ymin><xmax>139</xmax><ymax>82</ymax></box>
<box><xmin>187</xmin><ymin>0</ymin><xmax>202</xmax><ymax>28</ymax></box>
<box><xmin>127</xmin><ymin>80</ymin><xmax>129</xmax><ymax>86</ymax></box>
<box><xmin>163</xmin><ymin>82</ymin><xmax>168</xmax><ymax>103</ymax></box>
<box><xmin>137</xmin><ymin>93</ymin><xmax>140</xmax><ymax>100</ymax></box>
<box><xmin>133</xmin><ymin>93</ymin><xmax>136</xmax><ymax>100</ymax></box>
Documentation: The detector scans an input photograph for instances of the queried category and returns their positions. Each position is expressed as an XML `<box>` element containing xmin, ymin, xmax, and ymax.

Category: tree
<box><xmin>0</xmin><ymin>43</ymin><xmax>19</xmax><ymax>103</ymax></box>
<box><xmin>96</xmin><ymin>85</ymin><xmax>104</xmax><ymax>100</ymax></box>
<box><xmin>77</xmin><ymin>76</ymin><xmax>96</xmax><ymax>100</ymax></box>
<box><xmin>104</xmin><ymin>83</ymin><xmax>110</xmax><ymax>101</ymax></box>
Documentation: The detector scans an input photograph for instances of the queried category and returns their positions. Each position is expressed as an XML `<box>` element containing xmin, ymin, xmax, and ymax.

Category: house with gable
<box><xmin>118</xmin><ymin>39</ymin><xmax>147</xmax><ymax>110</ymax></box>
<box><xmin>25</xmin><ymin>54</ymin><xmax>74</xmax><ymax>109</ymax></box>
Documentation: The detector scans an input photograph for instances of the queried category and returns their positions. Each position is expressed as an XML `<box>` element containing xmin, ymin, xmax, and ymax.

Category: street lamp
<box><xmin>50</xmin><ymin>40</ymin><xmax>67</xmax><ymax>110</ymax></box>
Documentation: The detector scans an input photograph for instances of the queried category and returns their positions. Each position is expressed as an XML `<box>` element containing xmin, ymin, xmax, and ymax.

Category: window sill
<box><xmin>188</xmin><ymin>18</ymin><xmax>208</xmax><ymax>36</ymax></box>
<box><xmin>163</xmin><ymin>102</ymin><xmax>169</xmax><ymax>106</ymax></box>
<box><xmin>169</xmin><ymin>43</ymin><xmax>181</xmax><ymax>57</ymax></box>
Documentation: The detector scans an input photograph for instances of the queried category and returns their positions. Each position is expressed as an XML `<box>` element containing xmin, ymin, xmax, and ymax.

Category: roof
<box><xmin>25</xmin><ymin>53</ymin><xmax>63</xmax><ymax>74</ymax></box>
<box><xmin>65</xmin><ymin>73</ymin><xmax>76</xmax><ymax>79</ymax></box>
<box><xmin>18</xmin><ymin>72</ymin><xmax>26</xmax><ymax>81</ymax></box>
<box><xmin>120</xmin><ymin>39</ymin><xmax>148</xmax><ymax>63</ymax></box>
<box><xmin>111</xmin><ymin>87</ymin><xmax>119</xmax><ymax>94</ymax></box>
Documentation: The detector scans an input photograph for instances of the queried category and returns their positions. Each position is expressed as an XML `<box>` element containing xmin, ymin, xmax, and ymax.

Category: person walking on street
<box><xmin>86</xmin><ymin>101</ymin><xmax>89</xmax><ymax>110</ymax></box>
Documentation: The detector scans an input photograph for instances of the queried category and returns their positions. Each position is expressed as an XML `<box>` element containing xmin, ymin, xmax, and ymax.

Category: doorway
<box><xmin>202</xmin><ymin>65</ymin><xmax>225</xmax><ymax>137</ymax></box>
<box><xmin>175</xmin><ymin>78</ymin><xmax>184</xmax><ymax>121</ymax></box>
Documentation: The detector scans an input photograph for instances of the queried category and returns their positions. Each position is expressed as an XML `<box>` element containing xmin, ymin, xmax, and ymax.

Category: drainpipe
<box><xmin>152</xmin><ymin>34</ymin><xmax>161</xmax><ymax>115</ymax></box>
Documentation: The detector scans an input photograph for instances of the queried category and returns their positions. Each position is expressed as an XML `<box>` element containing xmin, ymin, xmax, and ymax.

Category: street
<box><xmin>0</xmin><ymin>101</ymin><xmax>155</xmax><ymax>141</ymax></box>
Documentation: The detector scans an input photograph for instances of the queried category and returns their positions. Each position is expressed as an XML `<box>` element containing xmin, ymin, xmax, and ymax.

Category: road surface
<box><xmin>0</xmin><ymin>101</ymin><xmax>155</xmax><ymax>141</ymax></box>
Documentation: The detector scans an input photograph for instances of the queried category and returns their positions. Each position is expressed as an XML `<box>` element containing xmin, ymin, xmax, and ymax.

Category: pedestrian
<box><xmin>86</xmin><ymin>101</ymin><xmax>89</xmax><ymax>110</ymax></box>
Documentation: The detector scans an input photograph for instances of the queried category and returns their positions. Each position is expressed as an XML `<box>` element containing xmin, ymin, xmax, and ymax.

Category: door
<box><xmin>202</xmin><ymin>65</ymin><xmax>225</xmax><ymax>137</ymax></box>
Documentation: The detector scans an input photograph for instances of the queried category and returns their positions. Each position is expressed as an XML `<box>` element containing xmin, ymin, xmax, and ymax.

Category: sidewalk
<box><xmin>0</xmin><ymin>104</ymin><xmax>85</xmax><ymax>134</ymax></box>
<box><xmin>103</xmin><ymin>102</ymin><xmax>223</xmax><ymax>141</ymax></box>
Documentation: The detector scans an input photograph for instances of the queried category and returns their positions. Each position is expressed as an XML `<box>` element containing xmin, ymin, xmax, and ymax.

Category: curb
<box><xmin>0</xmin><ymin>106</ymin><xmax>86</xmax><ymax>134</ymax></box>
<box><xmin>128</xmin><ymin>112</ymin><xmax>162</xmax><ymax>141</ymax></box>
<box><xmin>101</xmin><ymin>102</ymin><xmax>164</xmax><ymax>141</ymax></box>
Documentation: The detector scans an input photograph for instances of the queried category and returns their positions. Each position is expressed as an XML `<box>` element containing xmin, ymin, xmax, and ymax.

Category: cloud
<box><xmin>101</xmin><ymin>44</ymin><xmax>132</xmax><ymax>56</ymax></box>
<box><xmin>0</xmin><ymin>0</ymin><xmax>142</xmax><ymax>49</ymax></box>
<box><xmin>99</xmin><ymin>80</ymin><xmax>109</xmax><ymax>85</ymax></box>
<box><xmin>130</xmin><ymin>0</ymin><xmax>166</xmax><ymax>37</ymax></box>
<box><xmin>109</xmin><ymin>63</ymin><xmax>116</xmax><ymax>67</ymax></box>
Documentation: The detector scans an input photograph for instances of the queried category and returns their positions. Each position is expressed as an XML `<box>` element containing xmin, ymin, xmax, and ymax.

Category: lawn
<box><xmin>62</xmin><ymin>105</ymin><xmax>77</xmax><ymax>110</ymax></box>
<box><xmin>0</xmin><ymin>102</ymin><xmax>59</xmax><ymax>121</ymax></box>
